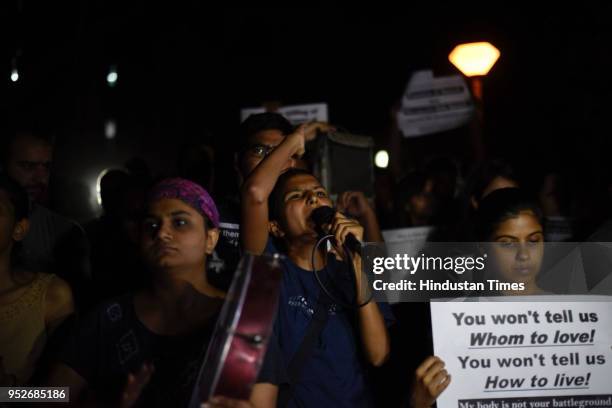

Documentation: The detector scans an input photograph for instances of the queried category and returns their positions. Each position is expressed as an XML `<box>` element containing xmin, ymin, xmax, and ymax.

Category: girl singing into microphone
<box><xmin>241</xmin><ymin>126</ymin><xmax>389</xmax><ymax>407</ymax></box>
<box><xmin>242</xmin><ymin>122</ymin><xmax>435</xmax><ymax>408</ymax></box>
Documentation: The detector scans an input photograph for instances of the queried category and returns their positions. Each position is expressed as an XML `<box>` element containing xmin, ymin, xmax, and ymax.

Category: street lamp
<box><xmin>449</xmin><ymin>42</ymin><xmax>500</xmax><ymax>160</ymax></box>
<box><xmin>375</xmin><ymin>150</ymin><xmax>389</xmax><ymax>169</ymax></box>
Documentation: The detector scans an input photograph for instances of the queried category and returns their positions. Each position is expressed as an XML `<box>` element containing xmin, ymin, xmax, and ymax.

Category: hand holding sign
<box><xmin>302</xmin><ymin>121</ymin><xmax>335</xmax><ymax>141</ymax></box>
<box><xmin>411</xmin><ymin>356</ymin><xmax>452</xmax><ymax>408</ymax></box>
<box><xmin>288</xmin><ymin>121</ymin><xmax>334</xmax><ymax>158</ymax></box>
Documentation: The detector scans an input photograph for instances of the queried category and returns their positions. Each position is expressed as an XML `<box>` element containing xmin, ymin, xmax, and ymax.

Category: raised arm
<box><xmin>241</xmin><ymin>122</ymin><xmax>332</xmax><ymax>254</ymax></box>
<box><xmin>240</xmin><ymin>128</ymin><xmax>304</xmax><ymax>254</ymax></box>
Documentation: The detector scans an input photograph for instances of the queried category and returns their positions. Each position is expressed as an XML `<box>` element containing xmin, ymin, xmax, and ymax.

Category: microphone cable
<box><xmin>310</xmin><ymin>234</ymin><xmax>373</xmax><ymax>310</ymax></box>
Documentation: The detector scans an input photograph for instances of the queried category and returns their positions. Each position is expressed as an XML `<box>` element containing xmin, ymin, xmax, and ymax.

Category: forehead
<box><xmin>10</xmin><ymin>136</ymin><xmax>53</xmax><ymax>160</ymax></box>
<box><xmin>283</xmin><ymin>174</ymin><xmax>324</xmax><ymax>192</ymax></box>
<box><xmin>248</xmin><ymin>129</ymin><xmax>286</xmax><ymax>146</ymax></box>
<box><xmin>495</xmin><ymin>211</ymin><xmax>542</xmax><ymax>235</ymax></box>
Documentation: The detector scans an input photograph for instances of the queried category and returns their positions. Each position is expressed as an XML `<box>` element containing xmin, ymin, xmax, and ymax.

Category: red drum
<box><xmin>190</xmin><ymin>253</ymin><xmax>283</xmax><ymax>406</ymax></box>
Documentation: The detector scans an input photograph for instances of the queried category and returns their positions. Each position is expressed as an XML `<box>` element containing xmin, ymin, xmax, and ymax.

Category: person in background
<box><xmin>336</xmin><ymin>190</ymin><xmax>384</xmax><ymax>242</ymax></box>
<box><xmin>177</xmin><ymin>141</ymin><xmax>215</xmax><ymax>192</ymax></box>
<box><xmin>423</xmin><ymin>157</ymin><xmax>461</xmax><ymax>225</ymax></box>
<box><xmin>208</xmin><ymin>113</ymin><xmax>335</xmax><ymax>291</ymax></box>
<box><xmin>432</xmin><ymin>158</ymin><xmax>520</xmax><ymax>243</ymax></box>
<box><xmin>0</xmin><ymin>174</ymin><xmax>74</xmax><ymax>386</ymax></box>
<box><xmin>1</xmin><ymin>130</ymin><xmax>91</xmax><ymax>309</ymax></box>
<box><xmin>464</xmin><ymin>158</ymin><xmax>519</xmax><ymax>211</ymax></box>
<box><xmin>395</xmin><ymin>171</ymin><xmax>437</xmax><ymax>228</ymax></box>
<box><xmin>537</xmin><ymin>170</ymin><xmax>573</xmax><ymax>242</ymax></box>
<box><xmin>85</xmin><ymin>169</ymin><xmax>147</xmax><ymax>304</ymax></box>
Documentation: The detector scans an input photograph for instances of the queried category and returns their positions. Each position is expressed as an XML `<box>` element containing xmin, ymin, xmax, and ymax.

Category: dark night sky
<box><xmin>2</xmin><ymin>3</ymin><xmax>612</xmax><ymax>220</ymax></box>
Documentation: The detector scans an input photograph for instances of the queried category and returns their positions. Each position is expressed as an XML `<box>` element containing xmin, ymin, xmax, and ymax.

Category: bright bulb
<box><xmin>449</xmin><ymin>42</ymin><xmax>500</xmax><ymax>77</ymax></box>
<box><xmin>106</xmin><ymin>70</ymin><xmax>118</xmax><ymax>85</ymax></box>
<box><xmin>375</xmin><ymin>150</ymin><xmax>389</xmax><ymax>169</ymax></box>
<box><xmin>105</xmin><ymin>120</ymin><xmax>117</xmax><ymax>140</ymax></box>
<box><xmin>10</xmin><ymin>69</ymin><xmax>19</xmax><ymax>82</ymax></box>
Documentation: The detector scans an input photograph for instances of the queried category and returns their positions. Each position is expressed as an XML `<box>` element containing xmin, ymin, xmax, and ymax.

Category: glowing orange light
<box><xmin>449</xmin><ymin>42</ymin><xmax>500</xmax><ymax>77</ymax></box>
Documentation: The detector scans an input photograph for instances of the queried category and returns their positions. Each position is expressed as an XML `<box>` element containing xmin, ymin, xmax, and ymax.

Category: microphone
<box><xmin>310</xmin><ymin>206</ymin><xmax>362</xmax><ymax>255</ymax></box>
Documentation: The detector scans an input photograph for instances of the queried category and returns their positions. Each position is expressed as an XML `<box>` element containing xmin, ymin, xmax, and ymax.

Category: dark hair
<box><xmin>465</xmin><ymin>158</ymin><xmax>518</xmax><ymax>203</ymax></box>
<box><xmin>0</xmin><ymin>174</ymin><xmax>30</xmax><ymax>221</ymax></box>
<box><xmin>237</xmin><ymin>112</ymin><xmax>293</xmax><ymax>154</ymax></box>
<box><xmin>177</xmin><ymin>142</ymin><xmax>215</xmax><ymax>191</ymax></box>
<box><xmin>394</xmin><ymin>170</ymin><xmax>433</xmax><ymax>225</ymax></box>
<box><xmin>0</xmin><ymin>174</ymin><xmax>30</xmax><ymax>267</ymax></box>
<box><xmin>395</xmin><ymin>171</ymin><xmax>431</xmax><ymax>204</ymax></box>
<box><xmin>268</xmin><ymin>168</ymin><xmax>317</xmax><ymax>222</ymax></box>
<box><xmin>474</xmin><ymin>188</ymin><xmax>543</xmax><ymax>241</ymax></box>
<box><xmin>0</xmin><ymin>130</ymin><xmax>54</xmax><ymax>169</ymax></box>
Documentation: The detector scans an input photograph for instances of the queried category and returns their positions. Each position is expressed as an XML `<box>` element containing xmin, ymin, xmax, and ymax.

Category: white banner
<box><xmin>431</xmin><ymin>296</ymin><xmax>612</xmax><ymax>408</ymax></box>
<box><xmin>240</xmin><ymin>103</ymin><xmax>328</xmax><ymax>125</ymax></box>
<box><xmin>398</xmin><ymin>70</ymin><xmax>474</xmax><ymax>138</ymax></box>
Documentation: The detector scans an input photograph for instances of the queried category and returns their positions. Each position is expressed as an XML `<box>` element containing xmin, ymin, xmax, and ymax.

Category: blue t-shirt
<box><xmin>271</xmin><ymin>249</ymin><xmax>395</xmax><ymax>408</ymax></box>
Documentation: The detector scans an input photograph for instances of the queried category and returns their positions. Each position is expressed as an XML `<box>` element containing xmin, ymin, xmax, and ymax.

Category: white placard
<box><xmin>398</xmin><ymin>70</ymin><xmax>474</xmax><ymax>138</ymax></box>
<box><xmin>381</xmin><ymin>226</ymin><xmax>433</xmax><ymax>303</ymax></box>
<box><xmin>240</xmin><ymin>103</ymin><xmax>328</xmax><ymax>125</ymax></box>
<box><xmin>431</xmin><ymin>296</ymin><xmax>612</xmax><ymax>408</ymax></box>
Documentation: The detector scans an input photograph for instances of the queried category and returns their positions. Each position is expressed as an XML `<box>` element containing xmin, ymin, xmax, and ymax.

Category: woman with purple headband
<box><xmin>45</xmin><ymin>178</ymin><xmax>283</xmax><ymax>408</ymax></box>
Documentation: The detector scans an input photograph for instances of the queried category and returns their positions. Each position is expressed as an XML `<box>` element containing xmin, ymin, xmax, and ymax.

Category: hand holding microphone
<box><xmin>311</xmin><ymin>206</ymin><xmax>363</xmax><ymax>255</ymax></box>
<box><xmin>311</xmin><ymin>206</ymin><xmax>372</xmax><ymax>307</ymax></box>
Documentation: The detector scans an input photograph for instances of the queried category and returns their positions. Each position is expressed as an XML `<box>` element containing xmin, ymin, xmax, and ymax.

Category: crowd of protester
<box><xmin>0</xmin><ymin>111</ymin><xmax>609</xmax><ymax>407</ymax></box>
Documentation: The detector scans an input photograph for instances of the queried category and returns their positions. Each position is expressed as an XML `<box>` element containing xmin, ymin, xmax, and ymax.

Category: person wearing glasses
<box><xmin>207</xmin><ymin>113</ymin><xmax>333</xmax><ymax>292</ymax></box>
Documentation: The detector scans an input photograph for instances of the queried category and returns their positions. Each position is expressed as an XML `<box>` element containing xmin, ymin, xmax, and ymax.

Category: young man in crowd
<box><xmin>1</xmin><ymin>130</ymin><xmax>91</xmax><ymax>308</ymax></box>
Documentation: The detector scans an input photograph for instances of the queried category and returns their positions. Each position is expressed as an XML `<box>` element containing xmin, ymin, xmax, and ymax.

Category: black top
<box><xmin>59</xmin><ymin>294</ymin><xmax>286</xmax><ymax>407</ymax></box>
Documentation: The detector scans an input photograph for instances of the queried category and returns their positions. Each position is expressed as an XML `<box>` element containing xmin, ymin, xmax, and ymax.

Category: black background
<box><xmin>2</xmin><ymin>3</ymin><xmax>612</xmax><ymax>221</ymax></box>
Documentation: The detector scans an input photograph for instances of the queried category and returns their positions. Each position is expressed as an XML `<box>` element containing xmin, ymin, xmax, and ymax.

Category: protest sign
<box><xmin>240</xmin><ymin>103</ymin><xmax>328</xmax><ymax>125</ymax></box>
<box><xmin>397</xmin><ymin>70</ymin><xmax>474</xmax><ymax>137</ymax></box>
<box><xmin>431</xmin><ymin>296</ymin><xmax>612</xmax><ymax>408</ymax></box>
<box><xmin>379</xmin><ymin>227</ymin><xmax>433</xmax><ymax>303</ymax></box>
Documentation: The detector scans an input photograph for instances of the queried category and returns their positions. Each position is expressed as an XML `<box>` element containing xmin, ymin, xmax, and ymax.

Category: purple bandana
<box><xmin>148</xmin><ymin>178</ymin><xmax>220</xmax><ymax>228</ymax></box>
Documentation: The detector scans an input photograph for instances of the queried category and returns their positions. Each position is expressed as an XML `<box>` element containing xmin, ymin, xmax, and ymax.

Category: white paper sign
<box><xmin>431</xmin><ymin>296</ymin><xmax>612</xmax><ymax>408</ymax></box>
<box><xmin>240</xmin><ymin>103</ymin><xmax>328</xmax><ymax>125</ymax></box>
<box><xmin>398</xmin><ymin>70</ymin><xmax>474</xmax><ymax>138</ymax></box>
<box><xmin>382</xmin><ymin>226</ymin><xmax>433</xmax><ymax>256</ymax></box>
<box><xmin>380</xmin><ymin>226</ymin><xmax>433</xmax><ymax>303</ymax></box>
